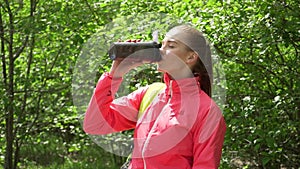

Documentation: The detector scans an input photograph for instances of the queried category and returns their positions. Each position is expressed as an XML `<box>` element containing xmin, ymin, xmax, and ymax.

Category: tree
<box><xmin>1</xmin><ymin>0</ymin><xmax>299</xmax><ymax>168</ymax></box>
<box><xmin>0</xmin><ymin>0</ymin><xmax>120</xmax><ymax>168</ymax></box>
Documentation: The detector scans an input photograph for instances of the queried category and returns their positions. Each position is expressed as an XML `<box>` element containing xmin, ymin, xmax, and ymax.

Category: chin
<box><xmin>156</xmin><ymin>61</ymin><xmax>170</xmax><ymax>73</ymax></box>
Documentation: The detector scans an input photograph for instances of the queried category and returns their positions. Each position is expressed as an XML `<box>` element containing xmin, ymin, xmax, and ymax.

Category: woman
<box><xmin>83</xmin><ymin>25</ymin><xmax>226</xmax><ymax>169</ymax></box>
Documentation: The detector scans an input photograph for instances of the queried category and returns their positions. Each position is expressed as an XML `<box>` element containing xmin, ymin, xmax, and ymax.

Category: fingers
<box><xmin>110</xmin><ymin>58</ymin><xmax>144</xmax><ymax>78</ymax></box>
<box><xmin>118</xmin><ymin>39</ymin><xmax>142</xmax><ymax>42</ymax></box>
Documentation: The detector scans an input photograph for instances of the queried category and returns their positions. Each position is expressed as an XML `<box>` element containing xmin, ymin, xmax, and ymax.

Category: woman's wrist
<box><xmin>109</xmin><ymin>60</ymin><xmax>128</xmax><ymax>78</ymax></box>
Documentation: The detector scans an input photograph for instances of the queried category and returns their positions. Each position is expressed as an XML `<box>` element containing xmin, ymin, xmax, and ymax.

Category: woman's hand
<box><xmin>109</xmin><ymin>59</ymin><xmax>144</xmax><ymax>78</ymax></box>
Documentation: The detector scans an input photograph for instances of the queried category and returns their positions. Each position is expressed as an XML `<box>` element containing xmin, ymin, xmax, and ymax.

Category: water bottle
<box><xmin>108</xmin><ymin>41</ymin><xmax>162</xmax><ymax>62</ymax></box>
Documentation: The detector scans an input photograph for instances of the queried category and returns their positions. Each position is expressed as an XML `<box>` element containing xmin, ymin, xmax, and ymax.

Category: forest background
<box><xmin>0</xmin><ymin>0</ymin><xmax>299</xmax><ymax>169</ymax></box>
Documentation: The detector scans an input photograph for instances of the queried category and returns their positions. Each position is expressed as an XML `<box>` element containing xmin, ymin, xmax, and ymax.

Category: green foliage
<box><xmin>19</xmin><ymin>135</ymin><xmax>119</xmax><ymax>169</ymax></box>
<box><xmin>1</xmin><ymin>0</ymin><xmax>299</xmax><ymax>168</ymax></box>
<box><xmin>197</xmin><ymin>1</ymin><xmax>300</xmax><ymax>168</ymax></box>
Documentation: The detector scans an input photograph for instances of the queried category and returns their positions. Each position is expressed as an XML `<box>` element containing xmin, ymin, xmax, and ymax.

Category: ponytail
<box><xmin>193</xmin><ymin>56</ymin><xmax>212</xmax><ymax>97</ymax></box>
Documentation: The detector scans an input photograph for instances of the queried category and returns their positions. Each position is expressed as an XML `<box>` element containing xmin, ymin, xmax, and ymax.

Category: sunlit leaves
<box><xmin>1</xmin><ymin>0</ymin><xmax>299</xmax><ymax>168</ymax></box>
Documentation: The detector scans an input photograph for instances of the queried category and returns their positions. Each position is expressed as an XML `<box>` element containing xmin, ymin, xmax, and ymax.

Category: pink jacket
<box><xmin>84</xmin><ymin>72</ymin><xmax>226</xmax><ymax>169</ymax></box>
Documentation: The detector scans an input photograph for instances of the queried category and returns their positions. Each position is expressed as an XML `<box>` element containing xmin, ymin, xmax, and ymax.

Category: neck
<box><xmin>167</xmin><ymin>68</ymin><xmax>194</xmax><ymax>80</ymax></box>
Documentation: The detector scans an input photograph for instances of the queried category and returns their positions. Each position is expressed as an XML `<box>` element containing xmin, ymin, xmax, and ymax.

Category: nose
<box><xmin>159</xmin><ymin>43</ymin><xmax>164</xmax><ymax>50</ymax></box>
<box><xmin>159</xmin><ymin>48</ymin><xmax>165</xmax><ymax>56</ymax></box>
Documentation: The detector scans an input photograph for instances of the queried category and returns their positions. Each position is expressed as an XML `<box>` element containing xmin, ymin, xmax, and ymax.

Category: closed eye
<box><xmin>162</xmin><ymin>38</ymin><xmax>178</xmax><ymax>49</ymax></box>
<box><xmin>168</xmin><ymin>41</ymin><xmax>177</xmax><ymax>48</ymax></box>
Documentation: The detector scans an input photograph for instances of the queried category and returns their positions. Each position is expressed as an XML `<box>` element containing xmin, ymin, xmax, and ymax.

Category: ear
<box><xmin>186</xmin><ymin>52</ymin><xmax>198</xmax><ymax>64</ymax></box>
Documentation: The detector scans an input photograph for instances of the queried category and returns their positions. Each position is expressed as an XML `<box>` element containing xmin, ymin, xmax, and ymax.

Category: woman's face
<box><xmin>157</xmin><ymin>36</ymin><xmax>194</xmax><ymax>75</ymax></box>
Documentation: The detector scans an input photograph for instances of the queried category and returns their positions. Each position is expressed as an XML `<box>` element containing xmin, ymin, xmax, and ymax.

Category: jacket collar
<box><xmin>163</xmin><ymin>73</ymin><xmax>201</xmax><ymax>97</ymax></box>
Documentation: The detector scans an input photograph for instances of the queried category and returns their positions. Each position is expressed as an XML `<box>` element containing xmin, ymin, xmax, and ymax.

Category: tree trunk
<box><xmin>3</xmin><ymin>1</ymin><xmax>15</xmax><ymax>168</ymax></box>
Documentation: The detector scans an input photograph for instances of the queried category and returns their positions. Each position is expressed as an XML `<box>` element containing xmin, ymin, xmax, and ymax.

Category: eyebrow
<box><xmin>162</xmin><ymin>39</ymin><xmax>178</xmax><ymax>44</ymax></box>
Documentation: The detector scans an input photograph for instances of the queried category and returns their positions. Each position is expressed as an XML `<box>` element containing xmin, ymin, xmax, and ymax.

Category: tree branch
<box><xmin>19</xmin><ymin>0</ymin><xmax>37</xmax><ymax>116</ymax></box>
<box><xmin>83</xmin><ymin>0</ymin><xmax>100</xmax><ymax>25</ymax></box>
<box><xmin>221</xmin><ymin>3</ymin><xmax>243</xmax><ymax>40</ymax></box>
<box><xmin>0</xmin><ymin>6</ymin><xmax>7</xmax><ymax>87</ymax></box>
<box><xmin>13</xmin><ymin>35</ymin><xmax>29</xmax><ymax>61</ymax></box>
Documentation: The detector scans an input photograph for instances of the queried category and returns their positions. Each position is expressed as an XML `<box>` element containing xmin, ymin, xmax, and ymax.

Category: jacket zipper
<box><xmin>141</xmin><ymin>81</ymin><xmax>172</xmax><ymax>168</ymax></box>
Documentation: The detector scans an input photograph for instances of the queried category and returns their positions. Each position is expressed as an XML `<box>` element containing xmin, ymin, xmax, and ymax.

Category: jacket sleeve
<box><xmin>192</xmin><ymin>103</ymin><xmax>226</xmax><ymax>169</ymax></box>
<box><xmin>83</xmin><ymin>72</ymin><xmax>147</xmax><ymax>135</ymax></box>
